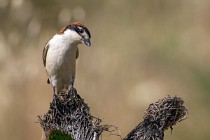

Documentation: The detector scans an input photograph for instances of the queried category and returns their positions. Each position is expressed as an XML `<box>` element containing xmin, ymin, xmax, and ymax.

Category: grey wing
<box><xmin>76</xmin><ymin>47</ymin><xmax>79</xmax><ymax>59</ymax></box>
<box><xmin>42</xmin><ymin>42</ymin><xmax>50</xmax><ymax>67</ymax></box>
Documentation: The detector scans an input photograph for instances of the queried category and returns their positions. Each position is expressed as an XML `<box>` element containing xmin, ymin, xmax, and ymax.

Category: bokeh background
<box><xmin>0</xmin><ymin>0</ymin><xmax>210</xmax><ymax>139</ymax></box>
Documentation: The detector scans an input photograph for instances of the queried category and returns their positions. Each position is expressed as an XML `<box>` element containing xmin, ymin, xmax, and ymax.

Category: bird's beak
<box><xmin>83</xmin><ymin>38</ymin><xmax>91</xmax><ymax>46</ymax></box>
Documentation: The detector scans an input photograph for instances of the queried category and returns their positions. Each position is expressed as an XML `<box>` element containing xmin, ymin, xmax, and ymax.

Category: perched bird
<box><xmin>42</xmin><ymin>22</ymin><xmax>91</xmax><ymax>94</ymax></box>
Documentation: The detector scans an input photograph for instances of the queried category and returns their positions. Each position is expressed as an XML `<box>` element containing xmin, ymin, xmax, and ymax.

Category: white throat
<box><xmin>49</xmin><ymin>29</ymin><xmax>82</xmax><ymax>47</ymax></box>
<box><xmin>62</xmin><ymin>29</ymin><xmax>82</xmax><ymax>45</ymax></box>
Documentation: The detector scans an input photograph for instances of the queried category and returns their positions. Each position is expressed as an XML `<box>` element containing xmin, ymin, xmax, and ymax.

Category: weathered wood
<box><xmin>38</xmin><ymin>88</ymin><xmax>187</xmax><ymax>140</ymax></box>
<box><xmin>124</xmin><ymin>96</ymin><xmax>187</xmax><ymax>140</ymax></box>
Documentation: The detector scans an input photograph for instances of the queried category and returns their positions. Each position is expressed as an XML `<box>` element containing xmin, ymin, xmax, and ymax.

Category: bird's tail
<box><xmin>47</xmin><ymin>79</ymin><xmax>50</xmax><ymax>84</ymax></box>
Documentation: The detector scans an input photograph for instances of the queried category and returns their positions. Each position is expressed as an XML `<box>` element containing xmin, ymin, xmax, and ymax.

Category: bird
<box><xmin>42</xmin><ymin>22</ymin><xmax>91</xmax><ymax>94</ymax></box>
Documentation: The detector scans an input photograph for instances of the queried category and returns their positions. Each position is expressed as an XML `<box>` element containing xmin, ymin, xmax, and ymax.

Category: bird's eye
<box><xmin>78</xmin><ymin>28</ymin><xmax>84</xmax><ymax>33</ymax></box>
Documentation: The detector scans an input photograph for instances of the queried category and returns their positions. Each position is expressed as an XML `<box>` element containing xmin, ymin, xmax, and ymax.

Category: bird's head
<box><xmin>58</xmin><ymin>22</ymin><xmax>91</xmax><ymax>46</ymax></box>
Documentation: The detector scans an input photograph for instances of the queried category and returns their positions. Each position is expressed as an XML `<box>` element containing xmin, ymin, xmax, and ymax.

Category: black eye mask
<box><xmin>68</xmin><ymin>25</ymin><xmax>91</xmax><ymax>39</ymax></box>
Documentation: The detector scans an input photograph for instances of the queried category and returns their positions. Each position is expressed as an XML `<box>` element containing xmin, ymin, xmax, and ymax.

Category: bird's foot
<box><xmin>68</xmin><ymin>85</ymin><xmax>74</xmax><ymax>91</ymax></box>
<box><xmin>53</xmin><ymin>87</ymin><xmax>56</xmax><ymax>95</ymax></box>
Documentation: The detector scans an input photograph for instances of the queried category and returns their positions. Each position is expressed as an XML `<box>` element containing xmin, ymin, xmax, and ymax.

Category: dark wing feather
<box><xmin>42</xmin><ymin>42</ymin><xmax>51</xmax><ymax>84</ymax></box>
<box><xmin>42</xmin><ymin>43</ymin><xmax>50</xmax><ymax>67</ymax></box>
<box><xmin>76</xmin><ymin>47</ymin><xmax>79</xmax><ymax>59</ymax></box>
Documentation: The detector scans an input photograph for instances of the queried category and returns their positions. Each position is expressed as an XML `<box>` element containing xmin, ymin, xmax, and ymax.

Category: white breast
<box><xmin>45</xmin><ymin>30</ymin><xmax>79</xmax><ymax>93</ymax></box>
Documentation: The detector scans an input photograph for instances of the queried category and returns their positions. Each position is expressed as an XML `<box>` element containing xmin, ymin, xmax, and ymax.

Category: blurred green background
<box><xmin>0</xmin><ymin>0</ymin><xmax>210</xmax><ymax>139</ymax></box>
